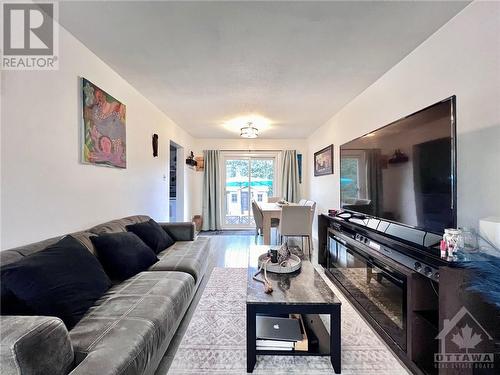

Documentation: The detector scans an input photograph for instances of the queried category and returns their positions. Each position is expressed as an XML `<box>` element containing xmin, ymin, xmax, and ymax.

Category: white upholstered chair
<box><xmin>268</xmin><ymin>197</ymin><xmax>281</xmax><ymax>203</ymax></box>
<box><xmin>278</xmin><ymin>205</ymin><xmax>313</xmax><ymax>259</ymax></box>
<box><xmin>304</xmin><ymin>200</ymin><xmax>317</xmax><ymax>250</ymax></box>
<box><xmin>251</xmin><ymin>200</ymin><xmax>263</xmax><ymax>236</ymax></box>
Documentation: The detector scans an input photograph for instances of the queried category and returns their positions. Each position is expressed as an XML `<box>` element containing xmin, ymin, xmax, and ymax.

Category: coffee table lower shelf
<box><xmin>246</xmin><ymin>304</ymin><xmax>341</xmax><ymax>373</ymax></box>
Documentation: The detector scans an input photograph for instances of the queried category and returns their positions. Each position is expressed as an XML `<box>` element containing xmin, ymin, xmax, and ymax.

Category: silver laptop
<box><xmin>256</xmin><ymin>316</ymin><xmax>302</xmax><ymax>342</ymax></box>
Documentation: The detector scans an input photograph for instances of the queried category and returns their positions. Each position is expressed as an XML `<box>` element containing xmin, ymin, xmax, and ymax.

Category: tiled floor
<box><xmin>155</xmin><ymin>231</ymin><xmax>409</xmax><ymax>374</ymax></box>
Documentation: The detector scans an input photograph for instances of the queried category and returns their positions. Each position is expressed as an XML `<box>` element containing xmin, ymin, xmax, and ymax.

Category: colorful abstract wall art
<box><xmin>82</xmin><ymin>78</ymin><xmax>126</xmax><ymax>168</ymax></box>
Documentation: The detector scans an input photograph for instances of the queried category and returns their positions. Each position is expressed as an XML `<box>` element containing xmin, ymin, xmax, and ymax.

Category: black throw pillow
<box><xmin>126</xmin><ymin>219</ymin><xmax>175</xmax><ymax>254</ymax></box>
<box><xmin>1</xmin><ymin>236</ymin><xmax>112</xmax><ymax>329</ymax></box>
<box><xmin>91</xmin><ymin>232</ymin><xmax>159</xmax><ymax>281</ymax></box>
<box><xmin>0</xmin><ymin>279</ymin><xmax>34</xmax><ymax>315</ymax></box>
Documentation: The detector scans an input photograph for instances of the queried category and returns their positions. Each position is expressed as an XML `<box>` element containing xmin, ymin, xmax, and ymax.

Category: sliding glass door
<box><xmin>222</xmin><ymin>153</ymin><xmax>278</xmax><ymax>229</ymax></box>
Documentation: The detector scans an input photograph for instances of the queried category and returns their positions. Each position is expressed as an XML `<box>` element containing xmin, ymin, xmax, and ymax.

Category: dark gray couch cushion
<box><xmin>0</xmin><ymin>231</ymin><xmax>97</xmax><ymax>266</ymax></box>
<box><xmin>0</xmin><ymin>216</ymin><xmax>154</xmax><ymax>265</ymax></box>
<box><xmin>0</xmin><ymin>250</ymin><xmax>24</xmax><ymax>267</ymax></box>
<box><xmin>0</xmin><ymin>236</ymin><xmax>62</xmax><ymax>266</ymax></box>
<box><xmin>149</xmin><ymin>237</ymin><xmax>210</xmax><ymax>282</ymax></box>
<box><xmin>89</xmin><ymin>215</ymin><xmax>150</xmax><ymax>235</ymax></box>
<box><xmin>160</xmin><ymin>222</ymin><xmax>196</xmax><ymax>241</ymax></box>
<box><xmin>1</xmin><ymin>236</ymin><xmax>112</xmax><ymax>329</ymax></box>
<box><xmin>69</xmin><ymin>271</ymin><xmax>194</xmax><ymax>375</ymax></box>
<box><xmin>0</xmin><ymin>315</ymin><xmax>74</xmax><ymax>375</ymax></box>
<box><xmin>71</xmin><ymin>231</ymin><xmax>98</xmax><ymax>255</ymax></box>
<box><xmin>127</xmin><ymin>219</ymin><xmax>174</xmax><ymax>254</ymax></box>
<box><xmin>91</xmin><ymin>232</ymin><xmax>159</xmax><ymax>281</ymax></box>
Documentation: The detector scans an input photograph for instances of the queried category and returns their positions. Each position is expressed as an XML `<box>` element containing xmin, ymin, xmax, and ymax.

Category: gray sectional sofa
<box><xmin>0</xmin><ymin>215</ymin><xmax>210</xmax><ymax>375</ymax></box>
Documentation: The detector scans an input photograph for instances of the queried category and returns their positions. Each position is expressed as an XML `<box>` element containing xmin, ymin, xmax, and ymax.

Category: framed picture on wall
<box><xmin>314</xmin><ymin>144</ymin><xmax>334</xmax><ymax>176</ymax></box>
<box><xmin>81</xmin><ymin>78</ymin><xmax>126</xmax><ymax>168</ymax></box>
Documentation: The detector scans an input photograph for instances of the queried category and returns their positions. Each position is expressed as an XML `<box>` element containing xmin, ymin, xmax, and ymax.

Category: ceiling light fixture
<box><xmin>240</xmin><ymin>122</ymin><xmax>259</xmax><ymax>138</ymax></box>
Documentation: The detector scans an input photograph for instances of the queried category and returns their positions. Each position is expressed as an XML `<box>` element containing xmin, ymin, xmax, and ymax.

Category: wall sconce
<box><xmin>152</xmin><ymin>134</ymin><xmax>158</xmax><ymax>157</ymax></box>
<box><xmin>186</xmin><ymin>151</ymin><xmax>197</xmax><ymax>167</ymax></box>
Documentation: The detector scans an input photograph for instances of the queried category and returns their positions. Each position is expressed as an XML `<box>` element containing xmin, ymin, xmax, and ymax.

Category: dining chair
<box><xmin>252</xmin><ymin>200</ymin><xmax>280</xmax><ymax>242</ymax></box>
<box><xmin>268</xmin><ymin>197</ymin><xmax>281</xmax><ymax>203</ymax></box>
<box><xmin>304</xmin><ymin>200</ymin><xmax>317</xmax><ymax>251</ymax></box>
<box><xmin>251</xmin><ymin>200</ymin><xmax>263</xmax><ymax>236</ymax></box>
<box><xmin>278</xmin><ymin>205</ymin><xmax>313</xmax><ymax>259</ymax></box>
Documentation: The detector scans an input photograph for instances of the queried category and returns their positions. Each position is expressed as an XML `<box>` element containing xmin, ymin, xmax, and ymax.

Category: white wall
<box><xmin>307</xmin><ymin>1</ymin><xmax>500</xmax><ymax>235</ymax></box>
<box><xmin>190</xmin><ymin>138</ymin><xmax>309</xmax><ymax>217</ymax></box>
<box><xmin>3</xmin><ymin>1</ymin><xmax>497</xmax><ymax>249</ymax></box>
<box><xmin>1</xmin><ymin>24</ymin><xmax>196</xmax><ymax>249</ymax></box>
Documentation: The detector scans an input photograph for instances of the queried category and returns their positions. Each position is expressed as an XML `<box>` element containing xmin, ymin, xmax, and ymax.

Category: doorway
<box><xmin>222</xmin><ymin>152</ymin><xmax>279</xmax><ymax>229</ymax></box>
<box><xmin>169</xmin><ymin>141</ymin><xmax>184</xmax><ymax>222</ymax></box>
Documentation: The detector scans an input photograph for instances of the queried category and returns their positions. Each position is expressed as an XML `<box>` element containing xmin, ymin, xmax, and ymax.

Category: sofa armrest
<box><xmin>1</xmin><ymin>316</ymin><xmax>74</xmax><ymax>375</ymax></box>
<box><xmin>160</xmin><ymin>222</ymin><xmax>195</xmax><ymax>241</ymax></box>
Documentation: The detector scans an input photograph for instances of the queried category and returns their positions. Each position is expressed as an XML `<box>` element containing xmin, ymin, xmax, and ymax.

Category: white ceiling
<box><xmin>59</xmin><ymin>1</ymin><xmax>468</xmax><ymax>139</ymax></box>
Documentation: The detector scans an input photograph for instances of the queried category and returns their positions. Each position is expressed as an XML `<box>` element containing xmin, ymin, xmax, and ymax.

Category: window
<box><xmin>223</xmin><ymin>152</ymin><xmax>279</xmax><ymax>228</ymax></box>
<box><xmin>340</xmin><ymin>157</ymin><xmax>360</xmax><ymax>200</ymax></box>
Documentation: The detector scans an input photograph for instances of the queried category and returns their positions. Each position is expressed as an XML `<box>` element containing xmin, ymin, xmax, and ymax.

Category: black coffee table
<box><xmin>246</xmin><ymin>247</ymin><xmax>341</xmax><ymax>373</ymax></box>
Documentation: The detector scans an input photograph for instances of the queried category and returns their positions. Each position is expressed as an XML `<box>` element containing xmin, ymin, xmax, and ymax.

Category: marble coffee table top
<box><xmin>247</xmin><ymin>245</ymin><xmax>341</xmax><ymax>305</ymax></box>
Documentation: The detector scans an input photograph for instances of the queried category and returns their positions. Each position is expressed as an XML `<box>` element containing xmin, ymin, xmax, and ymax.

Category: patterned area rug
<box><xmin>168</xmin><ymin>268</ymin><xmax>410</xmax><ymax>374</ymax></box>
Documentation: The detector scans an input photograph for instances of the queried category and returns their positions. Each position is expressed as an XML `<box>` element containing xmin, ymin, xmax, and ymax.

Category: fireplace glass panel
<box><xmin>327</xmin><ymin>232</ymin><xmax>407</xmax><ymax>350</ymax></box>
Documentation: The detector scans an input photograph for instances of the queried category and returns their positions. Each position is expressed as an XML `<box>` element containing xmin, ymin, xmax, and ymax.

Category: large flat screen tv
<box><xmin>340</xmin><ymin>97</ymin><xmax>456</xmax><ymax>235</ymax></box>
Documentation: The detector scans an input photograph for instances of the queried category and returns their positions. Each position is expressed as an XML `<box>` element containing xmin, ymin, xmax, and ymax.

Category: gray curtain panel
<box><xmin>202</xmin><ymin>150</ymin><xmax>221</xmax><ymax>230</ymax></box>
<box><xmin>281</xmin><ymin>150</ymin><xmax>301</xmax><ymax>203</ymax></box>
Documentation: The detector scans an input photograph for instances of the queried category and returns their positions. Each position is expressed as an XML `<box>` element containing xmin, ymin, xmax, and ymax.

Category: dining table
<box><xmin>256</xmin><ymin>202</ymin><xmax>281</xmax><ymax>245</ymax></box>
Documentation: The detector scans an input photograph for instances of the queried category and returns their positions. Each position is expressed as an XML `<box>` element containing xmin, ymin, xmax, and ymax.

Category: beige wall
<box><xmin>1</xmin><ymin>23</ymin><xmax>196</xmax><ymax>249</ymax></box>
<box><xmin>307</xmin><ymin>1</ymin><xmax>500</xmax><ymax>237</ymax></box>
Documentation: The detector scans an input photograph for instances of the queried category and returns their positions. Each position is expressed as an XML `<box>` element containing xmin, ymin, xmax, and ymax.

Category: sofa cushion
<box><xmin>0</xmin><ymin>236</ymin><xmax>62</xmax><ymax>266</ymax></box>
<box><xmin>149</xmin><ymin>237</ymin><xmax>210</xmax><ymax>282</ymax></box>
<box><xmin>89</xmin><ymin>215</ymin><xmax>150</xmax><ymax>235</ymax></box>
<box><xmin>0</xmin><ymin>232</ymin><xmax>98</xmax><ymax>315</ymax></box>
<box><xmin>127</xmin><ymin>219</ymin><xmax>175</xmax><ymax>254</ymax></box>
<box><xmin>0</xmin><ymin>231</ymin><xmax>97</xmax><ymax>266</ymax></box>
<box><xmin>160</xmin><ymin>222</ymin><xmax>195</xmax><ymax>241</ymax></box>
<box><xmin>0</xmin><ymin>249</ymin><xmax>24</xmax><ymax>267</ymax></box>
<box><xmin>0</xmin><ymin>315</ymin><xmax>74</xmax><ymax>375</ymax></box>
<box><xmin>0</xmin><ymin>281</ymin><xmax>33</xmax><ymax>315</ymax></box>
<box><xmin>71</xmin><ymin>231</ymin><xmax>98</xmax><ymax>255</ymax></box>
<box><xmin>69</xmin><ymin>271</ymin><xmax>194</xmax><ymax>375</ymax></box>
<box><xmin>1</xmin><ymin>236</ymin><xmax>112</xmax><ymax>329</ymax></box>
<box><xmin>91</xmin><ymin>232</ymin><xmax>159</xmax><ymax>281</ymax></box>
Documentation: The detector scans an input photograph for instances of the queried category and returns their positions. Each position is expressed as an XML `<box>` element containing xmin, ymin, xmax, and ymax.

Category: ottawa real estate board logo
<box><xmin>435</xmin><ymin>306</ymin><xmax>495</xmax><ymax>370</ymax></box>
<box><xmin>1</xmin><ymin>1</ymin><xmax>58</xmax><ymax>70</ymax></box>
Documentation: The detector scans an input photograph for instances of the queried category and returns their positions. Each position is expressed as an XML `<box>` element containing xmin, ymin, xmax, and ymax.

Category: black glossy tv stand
<box><xmin>319</xmin><ymin>214</ymin><xmax>441</xmax><ymax>375</ymax></box>
<box><xmin>318</xmin><ymin>214</ymin><xmax>499</xmax><ymax>375</ymax></box>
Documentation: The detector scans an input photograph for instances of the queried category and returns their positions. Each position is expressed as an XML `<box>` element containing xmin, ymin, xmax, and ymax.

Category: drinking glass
<box><xmin>461</xmin><ymin>227</ymin><xmax>478</xmax><ymax>253</ymax></box>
